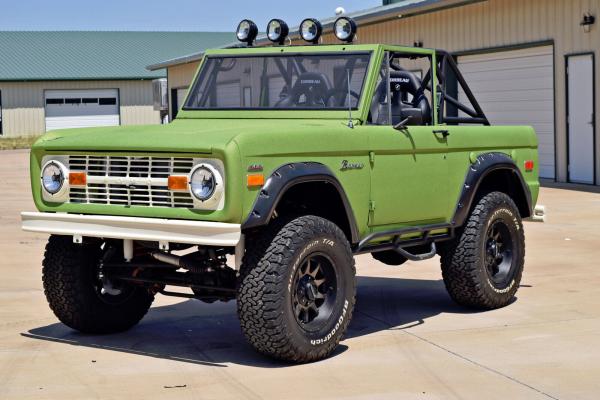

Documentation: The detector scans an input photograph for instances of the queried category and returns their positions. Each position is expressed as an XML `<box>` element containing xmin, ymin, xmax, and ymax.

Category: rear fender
<box><xmin>453</xmin><ymin>152</ymin><xmax>533</xmax><ymax>225</ymax></box>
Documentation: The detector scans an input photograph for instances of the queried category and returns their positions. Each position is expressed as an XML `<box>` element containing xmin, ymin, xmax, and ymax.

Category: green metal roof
<box><xmin>0</xmin><ymin>31</ymin><xmax>234</xmax><ymax>81</ymax></box>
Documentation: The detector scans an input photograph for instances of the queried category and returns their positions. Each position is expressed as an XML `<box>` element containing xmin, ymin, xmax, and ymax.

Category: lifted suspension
<box><xmin>101</xmin><ymin>245</ymin><xmax>237</xmax><ymax>303</ymax></box>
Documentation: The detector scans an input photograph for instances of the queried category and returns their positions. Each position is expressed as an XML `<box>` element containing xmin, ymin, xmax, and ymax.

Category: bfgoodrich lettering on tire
<box><xmin>440</xmin><ymin>191</ymin><xmax>525</xmax><ymax>309</ymax></box>
<box><xmin>237</xmin><ymin>215</ymin><xmax>356</xmax><ymax>362</ymax></box>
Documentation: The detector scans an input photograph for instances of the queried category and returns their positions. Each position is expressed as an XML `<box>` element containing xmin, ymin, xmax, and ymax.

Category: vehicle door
<box><xmin>364</xmin><ymin>52</ymin><xmax>450</xmax><ymax>227</ymax></box>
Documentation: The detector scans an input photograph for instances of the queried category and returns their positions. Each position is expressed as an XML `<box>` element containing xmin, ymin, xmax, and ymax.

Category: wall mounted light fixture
<box><xmin>581</xmin><ymin>13</ymin><xmax>596</xmax><ymax>33</ymax></box>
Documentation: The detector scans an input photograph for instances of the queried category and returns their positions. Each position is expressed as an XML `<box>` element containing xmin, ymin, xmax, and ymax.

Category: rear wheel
<box><xmin>237</xmin><ymin>215</ymin><xmax>356</xmax><ymax>363</ymax></box>
<box><xmin>440</xmin><ymin>192</ymin><xmax>525</xmax><ymax>309</ymax></box>
<box><xmin>42</xmin><ymin>235</ymin><xmax>154</xmax><ymax>333</ymax></box>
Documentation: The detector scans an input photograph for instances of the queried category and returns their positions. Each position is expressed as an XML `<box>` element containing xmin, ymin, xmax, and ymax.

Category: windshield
<box><xmin>183</xmin><ymin>53</ymin><xmax>371</xmax><ymax>110</ymax></box>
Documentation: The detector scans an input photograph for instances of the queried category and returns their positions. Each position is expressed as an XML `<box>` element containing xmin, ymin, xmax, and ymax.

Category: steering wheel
<box><xmin>325</xmin><ymin>88</ymin><xmax>360</xmax><ymax>107</ymax></box>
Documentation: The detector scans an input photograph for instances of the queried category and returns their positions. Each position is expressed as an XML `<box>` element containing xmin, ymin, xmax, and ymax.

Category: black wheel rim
<box><xmin>291</xmin><ymin>253</ymin><xmax>338</xmax><ymax>332</ymax></box>
<box><xmin>484</xmin><ymin>219</ymin><xmax>515</xmax><ymax>287</ymax></box>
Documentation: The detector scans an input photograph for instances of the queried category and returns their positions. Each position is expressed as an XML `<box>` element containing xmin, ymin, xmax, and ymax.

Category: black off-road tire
<box><xmin>440</xmin><ymin>192</ymin><xmax>525</xmax><ymax>309</ymax></box>
<box><xmin>42</xmin><ymin>235</ymin><xmax>155</xmax><ymax>333</ymax></box>
<box><xmin>237</xmin><ymin>215</ymin><xmax>356</xmax><ymax>363</ymax></box>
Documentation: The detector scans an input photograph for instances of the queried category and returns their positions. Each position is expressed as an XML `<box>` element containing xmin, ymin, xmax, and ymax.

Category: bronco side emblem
<box><xmin>340</xmin><ymin>160</ymin><xmax>364</xmax><ymax>170</ymax></box>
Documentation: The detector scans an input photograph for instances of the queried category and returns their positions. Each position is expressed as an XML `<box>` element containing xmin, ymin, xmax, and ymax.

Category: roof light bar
<box><xmin>236</xmin><ymin>19</ymin><xmax>258</xmax><ymax>46</ymax></box>
<box><xmin>267</xmin><ymin>19</ymin><xmax>289</xmax><ymax>45</ymax></box>
<box><xmin>334</xmin><ymin>17</ymin><xmax>357</xmax><ymax>43</ymax></box>
<box><xmin>300</xmin><ymin>18</ymin><xmax>323</xmax><ymax>44</ymax></box>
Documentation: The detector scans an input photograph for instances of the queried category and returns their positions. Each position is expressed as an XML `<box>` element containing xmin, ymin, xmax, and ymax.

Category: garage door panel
<box><xmin>459</xmin><ymin>57</ymin><xmax>552</xmax><ymax>74</ymax></box>
<box><xmin>539</xmin><ymin>166</ymin><xmax>554</xmax><ymax>179</ymax></box>
<box><xmin>537</xmin><ymin>131</ymin><xmax>556</xmax><ymax>143</ymax></box>
<box><xmin>45</xmin><ymin>115</ymin><xmax>119</xmax><ymax>131</ymax></box>
<box><xmin>471</xmin><ymin>99</ymin><xmax>553</xmax><ymax>112</ymax></box>
<box><xmin>458</xmin><ymin>46</ymin><xmax>555</xmax><ymax>179</ymax></box>
<box><xmin>461</xmin><ymin>66</ymin><xmax>553</xmax><ymax>82</ymax></box>
<box><xmin>46</xmin><ymin>104</ymin><xmax>119</xmax><ymax>118</ymax></box>
<box><xmin>481</xmin><ymin>110</ymin><xmax>555</xmax><ymax>123</ymax></box>
<box><xmin>45</xmin><ymin>89</ymin><xmax>119</xmax><ymax>131</ymax></box>
<box><xmin>472</xmin><ymin>89</ymin><xmax>554</xmax><ymax>103</ymax></box>
<box><xmin>459</xmin><ymin>48</ymin><xmax>553</xmax><ymax>66</ymax></box>
<box><xmin>467</xmin><ymin>77</ymin><xmax>552</xmax><ymax>93</ymax></box>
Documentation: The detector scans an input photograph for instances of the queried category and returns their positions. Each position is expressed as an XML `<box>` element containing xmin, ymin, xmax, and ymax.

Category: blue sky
<box><xmin>0</xmin><ymin>0</ymin><xmax>382</xmax><ymax>31</ymax></box>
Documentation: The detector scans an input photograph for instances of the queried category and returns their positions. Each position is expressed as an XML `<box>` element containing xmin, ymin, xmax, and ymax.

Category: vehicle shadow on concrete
<box><xmin>22</xmin><ymin>276</ymin><xmax>479</xmax><ymax>368</ymax></box>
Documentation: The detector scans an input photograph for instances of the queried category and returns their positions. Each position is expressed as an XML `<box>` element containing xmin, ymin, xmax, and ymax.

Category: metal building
<box><xmin>147</xmin><ymin>0</ymin><xmax>599</xmax><ymax>185</ymax></box>
<box><xmin>0</xmin><ymin>31</ymin><xmax>232</xmax><ymax>138</ymax></box>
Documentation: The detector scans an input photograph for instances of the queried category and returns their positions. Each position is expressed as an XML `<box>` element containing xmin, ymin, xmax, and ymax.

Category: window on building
<box><xmin>0</xmin><ymin>91</ymin><xmax>3</xmax><ymax>135</ymax></box>
<box><xmin>64</xmin><ymin>98</ymin><xmax>82</xmax><ymax>105</ymax></box>
<box><xmin>46</xmin><ymin>98</ymin><xmax>64</xmax><ymax>105</ymax></box>
<box><xmin>99</xmin><ymin>97</ymin><xmax>117</xmax><ymax>105</ymax></box>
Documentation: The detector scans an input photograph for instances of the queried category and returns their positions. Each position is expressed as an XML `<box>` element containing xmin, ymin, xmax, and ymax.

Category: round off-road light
<box><xmin>267</xmin><ymin>19</ymin><xmax>289</xmax><ymax>45</ymax></box>
<box><xmin>236</xmin><ymin>19</ymin><xmax>258</xmax><ymax>45</ymax></box>
<box><xmin>41</xmin><ymin>161</ymin><xmax>66</xmax><ymax>195</ymax></box>
<box><xmin>334</xmin><ymin>17</ymin><xmax>357</xmax><ymax>42</ymax></box>
<box><xmin>300</xmin><ymin>18</ymin><xmax>322</xmax><ymax>44</ymax></box>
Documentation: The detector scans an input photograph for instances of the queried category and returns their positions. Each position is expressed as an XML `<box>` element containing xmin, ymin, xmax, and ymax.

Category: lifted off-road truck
<box><xmin>22</xmin><ymin>18</ymin><xmax>541</xmax><ymax>363</ymax></box>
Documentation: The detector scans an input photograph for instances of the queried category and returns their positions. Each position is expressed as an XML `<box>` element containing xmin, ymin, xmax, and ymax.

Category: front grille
<box><xmin>68</xmin><ymin>155</ymin><xmax>195</xmax><ymax>208</ymax></box>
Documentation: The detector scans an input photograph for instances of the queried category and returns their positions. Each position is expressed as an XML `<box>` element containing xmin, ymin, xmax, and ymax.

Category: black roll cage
<box><xmin>382</xmin><ymin>50</ymin><xmax>489</xmax><ymax>126</ymax></box>
<box><xmin>435</xmin><ymin>50</ymin><xmax>490</xmax><ymax>125</ymax></box>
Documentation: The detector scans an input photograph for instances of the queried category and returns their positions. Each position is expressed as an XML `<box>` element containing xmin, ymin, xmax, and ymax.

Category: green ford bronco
<box><xmin>22</xmin><ymin>18</ymin><xmax>542</xmax><ymax>363</ymax></box>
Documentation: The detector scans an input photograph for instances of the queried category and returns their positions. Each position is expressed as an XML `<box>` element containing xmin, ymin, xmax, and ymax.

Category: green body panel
<box><xmin>28</xmin><ymin>43</ymin><xmax>540</xmax><ymax>244</ymax></box>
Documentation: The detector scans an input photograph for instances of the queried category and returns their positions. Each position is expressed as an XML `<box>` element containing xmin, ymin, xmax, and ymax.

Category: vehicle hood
<box><xmin>31</xmin><ymin>118</ymin><xmax>356</xmax><ymax>154</ymax></box>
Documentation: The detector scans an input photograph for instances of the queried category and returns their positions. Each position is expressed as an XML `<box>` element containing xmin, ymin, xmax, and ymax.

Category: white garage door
<box><xmin>458</xmin><ymin>46</ymin><xmax>555</xmax><ymax>179</ymax></box>
<box><xmin>45</xmin><ymin>89</ymin><xmax>119</xmax><ymax>131</ymax></box>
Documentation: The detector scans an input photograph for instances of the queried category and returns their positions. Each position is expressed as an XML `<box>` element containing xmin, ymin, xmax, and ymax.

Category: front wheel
<box><xmin>42</xmin><ymin>235</ymin><xmax>155</xmax><ymax>333</ymax></box>
<box><xmin>237</xmin><ymin>216</ymin><xmax>356</xmax><ymax>363</ymax></box>
<box><xmin>440</xmin><ymin>192</ymin><xmax>525</xmax><ymax>309</ymax></box>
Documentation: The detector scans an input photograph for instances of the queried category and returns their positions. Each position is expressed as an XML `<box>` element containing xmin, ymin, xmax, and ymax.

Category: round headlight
<box><xmin>236</xmin><ymin>19</ymin><xmax>258</xmax><ymax>45</ymax></box>
<box><xmin>190</xmin><ymin>165</ymin><xmax>217</xmax><ymax>201</ymax></box>
<box><xmin>41</xmin><ymin>161</ymin><xmax>65</xmax><ymax>195</ymax></box>
<box><xmin>267</xmin><ymin>19</ymin><xmax>289</xmax><ymax>45</ymax></box>
<box><xmin>300</xmin><ymin>18</ymin><xmax>322</xmax><ymax>44</ymax></box>
<box><xmin>334</xmin><ymin>17</ymin><xmax>357</xmax><ymax>42</ymax></box>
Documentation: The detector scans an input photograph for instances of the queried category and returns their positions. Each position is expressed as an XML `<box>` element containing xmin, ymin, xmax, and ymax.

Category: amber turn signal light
<box><xmin>68</xmin><ymin>172</ymin><xmax>87</xmax><ymax>186</ymax></box>
<box><xmin>247</xmin><ymin>173</ymin><xmax>265</xmax><ymax>187</ymax></box>
<box><xmin>168</xmin><ymin>175</ymin><xmax>188</xmax><ymax>191</ymax></box>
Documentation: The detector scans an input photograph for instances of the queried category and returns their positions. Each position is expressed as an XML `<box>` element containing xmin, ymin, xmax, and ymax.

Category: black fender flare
<box><xmin>241</xmin><ymin>162</ymin><xmax>360</xmax><ymax>244</ymax></box>
<box><xmin>452</xmin><ymin>152</ymin><xmax>533</xmax><ymax>226</ymax></box>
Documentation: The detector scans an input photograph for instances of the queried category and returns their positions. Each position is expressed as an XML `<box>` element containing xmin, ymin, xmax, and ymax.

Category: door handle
<box><xmin>433</xmin><ymin>129</ymin><xmax>450</xmax><ymax>138</ymax></box>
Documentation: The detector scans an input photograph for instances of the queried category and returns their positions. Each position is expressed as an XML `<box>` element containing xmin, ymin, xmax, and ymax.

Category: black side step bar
<box><xmin>354</xmin><ymin>222</ymin><xmax>454</xmax><ymax>257</ymax></box>
<box><xmin>395</xmin><ymin>243</ymin><xmax>437</xmax><ymax>261</ymax></box>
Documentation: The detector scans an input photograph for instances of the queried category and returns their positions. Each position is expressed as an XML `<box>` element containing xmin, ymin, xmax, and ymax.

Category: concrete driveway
<box><xmin>1</xmin><ymin>149</ymin><xmax>599</xmax><ymax>399</ymax></box>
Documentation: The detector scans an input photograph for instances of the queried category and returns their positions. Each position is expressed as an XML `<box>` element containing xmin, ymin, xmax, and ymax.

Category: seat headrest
<box><xmin>292</xmin><ymin>72</ymin><xmax>331</xmax><ymax>91</ymax></box>
<box><xmin>389</xmin><ymin>71</ymin><xmax>422</xmax><ymax>95</ymax></box>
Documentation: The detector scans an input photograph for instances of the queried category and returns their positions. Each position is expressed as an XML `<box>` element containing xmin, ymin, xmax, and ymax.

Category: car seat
<box><xmin>370</xmin><ymin>70</ymin><xmax>431</xmax><ymax>125</ymax></box>
<box><xmin>275</xmin><ymin>72</ymin><xmax>332</xmax><ymax>108</ymax></box>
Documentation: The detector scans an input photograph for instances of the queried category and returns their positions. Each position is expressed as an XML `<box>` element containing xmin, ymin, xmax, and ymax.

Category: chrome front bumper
<box><xmin>21</xmin><ymin>212</ymin><xmax>241</xmax><ymax>247</ymax></box>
